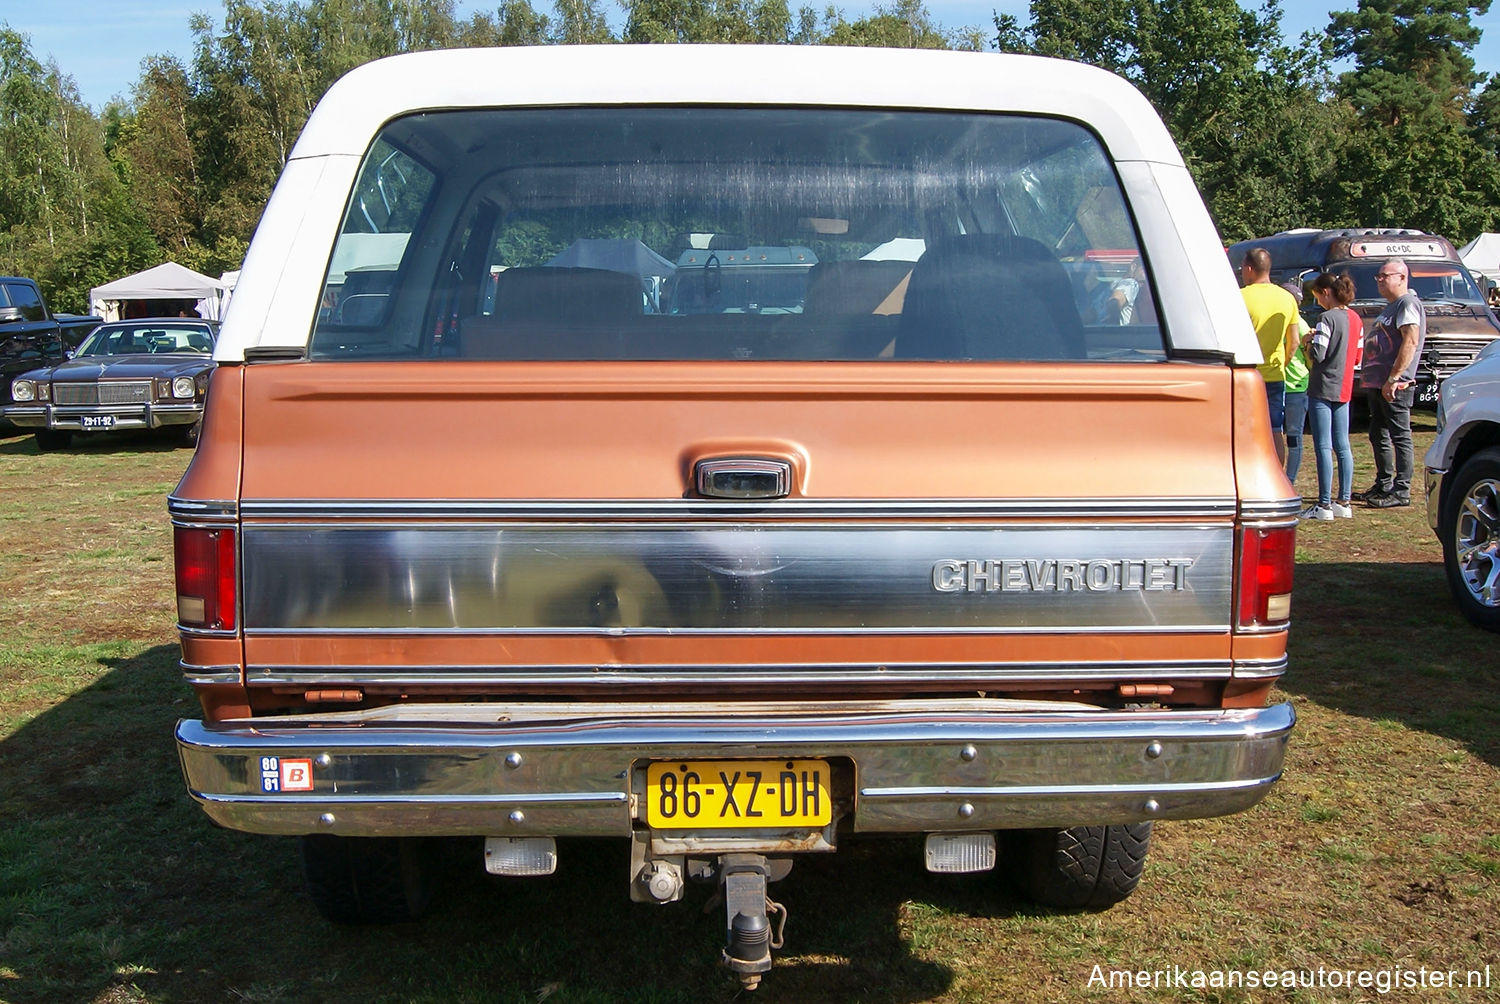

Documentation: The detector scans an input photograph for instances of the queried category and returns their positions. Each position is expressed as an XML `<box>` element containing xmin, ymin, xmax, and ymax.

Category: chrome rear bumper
<box><xmin>177</xmin><ymin>701</ymin><xmax>1294</xmax><ymax>839</ymax></box>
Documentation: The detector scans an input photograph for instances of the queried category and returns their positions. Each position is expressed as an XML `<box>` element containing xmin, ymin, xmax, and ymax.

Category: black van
<box><xmin>1225</xmin><ymin>228</ymin><xmax>1500</xmax><ymax>405</ymax></box>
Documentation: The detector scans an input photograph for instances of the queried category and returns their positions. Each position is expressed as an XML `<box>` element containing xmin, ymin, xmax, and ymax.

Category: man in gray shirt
<box><xmin>1354</xmin><ymin>258</ymin><xmax>1426</xmax><ymax>507</ymax></box>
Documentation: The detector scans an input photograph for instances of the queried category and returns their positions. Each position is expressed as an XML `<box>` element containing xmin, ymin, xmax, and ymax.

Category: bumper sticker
<box><xmin>260</xmin><ymin>756</ymin><xmax>314</xmax><ymax>792</ymax></box>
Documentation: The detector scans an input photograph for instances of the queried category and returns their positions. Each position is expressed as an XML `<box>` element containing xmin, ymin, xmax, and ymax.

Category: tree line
<box><xmin>0</xmin><ymin>0</ymin><xmax>1494</xmax><ymax>312</ymax></box>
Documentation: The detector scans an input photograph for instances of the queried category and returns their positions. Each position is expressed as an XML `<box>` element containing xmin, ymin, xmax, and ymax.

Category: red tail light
<box><xmin>1236</xmin><ymin>524</ymin><xmax>1295</xmax><ymax>629</ymax></box>
<box><xmin>174</xmin><ymin>527</ymin><xmax>237</xmax><ymax>630</ymax></box>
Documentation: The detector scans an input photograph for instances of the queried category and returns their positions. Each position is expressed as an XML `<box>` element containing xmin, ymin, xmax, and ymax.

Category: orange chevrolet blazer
<box><xmin>171</xmin><ymin>45</ymin><xmax>1296</xmax><ymax>988</ymax></box>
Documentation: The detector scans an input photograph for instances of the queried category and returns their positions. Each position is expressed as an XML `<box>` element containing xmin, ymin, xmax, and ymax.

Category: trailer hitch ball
<box><xmin>727</xmin><ymin>912</ymin><xmax>772</xmax><ymax>989</ymax></box>
<box><xmin>719</xmin><ymin>854</ymin><xmax>775</xmax><ymax>990</ymax></box>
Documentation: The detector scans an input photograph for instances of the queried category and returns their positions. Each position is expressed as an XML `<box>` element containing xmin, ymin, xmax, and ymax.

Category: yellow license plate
<box><xmin>645</xmin><ymin>759</ymin><xmax>831</xmax><ymax>829</ymax></box>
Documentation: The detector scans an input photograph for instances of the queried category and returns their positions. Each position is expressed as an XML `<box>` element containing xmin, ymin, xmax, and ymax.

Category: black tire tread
<box><xmin>1015</xmin><ymin>822</ymin><xmax>1151</xmax><ymax>909</ymax></box>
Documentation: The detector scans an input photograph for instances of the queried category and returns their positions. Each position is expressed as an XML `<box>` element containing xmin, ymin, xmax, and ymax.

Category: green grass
<box><xmin>1</xmin><ymin>420</ymin><xmax>1497</xmax><ymax>1003</ymax></box>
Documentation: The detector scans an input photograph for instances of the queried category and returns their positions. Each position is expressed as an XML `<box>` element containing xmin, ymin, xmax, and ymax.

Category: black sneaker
<box><xmin>1366</xmin><ymin>492</ymin><xmax>1411</xmax><ymax>508</ymax></box>
<box><xmin>1351</xmin><ymin>484</ymin><xmax>1389</xmax><ymax>502</ymax></box>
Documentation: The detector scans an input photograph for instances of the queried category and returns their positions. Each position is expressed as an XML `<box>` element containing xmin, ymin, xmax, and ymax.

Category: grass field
<box><xmin>1</xmin><ymin>420</ymin><xmax>1497</xmax><ymax>1003</ymax></box>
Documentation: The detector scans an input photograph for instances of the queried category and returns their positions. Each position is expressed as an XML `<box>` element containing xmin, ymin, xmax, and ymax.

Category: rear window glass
<box><xmin>310</xmin><ymin>108</ymin><xmax>1165</xmax><ymax>362</ymax></box>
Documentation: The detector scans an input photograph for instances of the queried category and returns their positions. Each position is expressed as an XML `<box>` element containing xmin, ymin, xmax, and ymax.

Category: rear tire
<box><xmin>1439</xmin><ymin>446</ymin><xmax>1500</xmax><ymax>632</ymax></box>
<box><xmin>1012</xmin><ymin>822</ymin><xmax>1151</xmax><ymax>909</ymax></box>
<box><xmin>33</xmin><ymin>430</ymin><xmax>72</xmax><ymax>452</ymax></box>
<box><xmin>300</xmin><ymin>835</ymin><xmax>435</xmax><ymax>924</ymax></box>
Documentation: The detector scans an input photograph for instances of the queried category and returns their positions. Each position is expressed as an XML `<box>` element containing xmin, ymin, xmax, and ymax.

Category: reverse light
<box><xmin>924</xmin><ymin>832</ymin><xmax>996</xmax><ymax>873</ymax></box>
<box><xmin>1236</xmin><ymin>524</ymin><xmax>1295</xmax><ymax>629</ymax></box>
<box><xmin>174</xmin><ymin>526</ymin><xmax>237</xmax><ymax>630</ymax></box>
<box><xmin>484</xmin><ymin>837</ymin><xmax>557</xmax><ymax>876</ymax></box>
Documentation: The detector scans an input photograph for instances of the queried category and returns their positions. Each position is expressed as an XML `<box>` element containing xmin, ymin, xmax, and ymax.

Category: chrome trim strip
<box><xmin>194</xmin><ymin>791</ymin><xmax>627</xmax><ymax>807</ymax></box>
<box><xmin>241</xmin><ymin>624</ymin><xmax>1228</xmax><ymax>638</ymax></box>
<box><xmin>244</xmin><ymin>697</ymin><xmax>1106</xmax><ymax>724</ymax></box>
<box><xmin>182</xmin><ymin>661</ymin><xmax>242</xmax><ymax>685</ymax></box>
<box><xmin>167</xmin><ymin>496</ymin><xmax>239</xmax><ymax>521</ymax></box>
<box><xmin>1232</xmin><ymin>656</ymin><xmax>1287</xmax><ymax>680</ymax></box>
<box><xmin>175</xmin><ymin>702</ymin><xmax>1294</xmax><ymax>837</ymax></box>
<box><xmin>1238</xmin><ymin>498</ymin><xmax>1303</xmax><ymax>520</ymax></box>
<box><xmin>1234</xmin><ymin>624</ymin><xmax>1290</xmax><ymax>637</ymax></box>
<box><xmin>244</xmin><ymin>661</ymin><xmax>1238</xmax><ymax>687</ymax></box>
<box><xmin>238</xmin><ymin>497</ymin><xmax>1240</xmax><ymax>521</ymax></box>
<box><xmin>860</xmin><ymin>776</ymin><xmax>1274</xmax><ymax>799</ymax></box>
<box><xmin>178</xmin><ymin>625</ymin><xmax>241</xmax><ymax>639</ymax></box>
<box><xmin>243</xmin><ymin>519</ymin><xmax>1230</xmax><ymax>531</ymax></box>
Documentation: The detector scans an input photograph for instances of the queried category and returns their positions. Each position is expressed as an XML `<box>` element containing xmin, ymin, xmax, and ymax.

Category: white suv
<box><xmin>1425</xmin><ymin>337</ymin><xmax>1500</xmax><ymax>631</ymax></box>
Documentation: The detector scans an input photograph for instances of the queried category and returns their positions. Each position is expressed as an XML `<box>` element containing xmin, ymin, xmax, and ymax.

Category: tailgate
<box><xmin>232</xmin><ymin>359</ymin><xmax>1250</xmax><ymax>698</ymax></box>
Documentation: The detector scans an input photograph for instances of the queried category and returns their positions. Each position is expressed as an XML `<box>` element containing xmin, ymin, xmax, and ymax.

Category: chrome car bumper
<box><xmin>1</xmin><ymin>402</ymin><xmax>201</xmax><ymax>430</ymax></box>
<box><xmin>177</xmin><ymin>701</ymin><xmax>1294</xmax><ymax>839</ymax></box>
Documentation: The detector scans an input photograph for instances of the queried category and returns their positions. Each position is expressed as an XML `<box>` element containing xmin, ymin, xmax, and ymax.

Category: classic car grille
<box><xmin>1420</xmin><ymin>337</ymin><xmax>1496</xmax><ymax>380</ymax></box>
<box><xmin>53</xmin><ymin>382</ymin><xmax>151</xmax><ymax>406</ymax></box>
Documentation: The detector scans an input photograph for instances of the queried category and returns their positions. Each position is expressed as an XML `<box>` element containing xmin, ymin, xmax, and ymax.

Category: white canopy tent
<box><xmin>89</xmin><ymin>262</ymin><xmax>230</xmax><ymax>322</ymax></box>
<box><xmin>1459</xmin><ymin>233</ymin><xmax>1500</xmax><ymax>286</ymax></box>
<box><xmin>219</xmin><ymin>269</ymin><xmax>241</xmax><ymax>319</ymax></box>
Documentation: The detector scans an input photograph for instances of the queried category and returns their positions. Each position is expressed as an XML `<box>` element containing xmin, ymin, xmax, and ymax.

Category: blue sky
<box><xmin>11</xmin><ymin>0</ymin><xmax>1500</xmax><ymax>111</ymax></box>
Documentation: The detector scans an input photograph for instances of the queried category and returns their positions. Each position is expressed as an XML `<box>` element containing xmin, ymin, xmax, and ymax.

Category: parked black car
<box><xmin>3</xmin><ymin>318</ymin><xmax>218</xmax><ymax>450</ymax></box>
<box><xmin>0</xmin><ymin>277</ymin><xmax>102</xmax><ymax>413</ymax></box>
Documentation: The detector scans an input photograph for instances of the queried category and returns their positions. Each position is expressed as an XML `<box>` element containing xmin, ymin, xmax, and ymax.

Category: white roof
<box><xmin>288</xmin><ymin>46</ymin><xmax>1183</xmax><ymax>166</ymax></box>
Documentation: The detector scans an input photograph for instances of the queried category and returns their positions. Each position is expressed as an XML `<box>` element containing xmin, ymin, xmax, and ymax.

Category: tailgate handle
<box><xmin>694</xmin><ymin>458</ymin><xmax>791</xmax><ymax>499</ymax></box>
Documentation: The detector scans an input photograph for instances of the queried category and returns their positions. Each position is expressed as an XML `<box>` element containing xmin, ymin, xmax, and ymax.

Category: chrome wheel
<box><xmin>1455</xmin><ymin>476</ymin><xmax>1500</xmax><ymax>608</ymax></box>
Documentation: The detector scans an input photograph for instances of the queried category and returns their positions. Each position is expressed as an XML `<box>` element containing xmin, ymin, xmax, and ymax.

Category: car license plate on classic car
<box><xmin>81</xmin><ymin>415</ymin><xmax>116</xmax><ymax>429</ymax></box>
<box><xmin>645</xmin><ymin>759</ymin><xmax>831</xmax><ymax>829</ymax></box>
<box><xmin>1417</xmin><ymin>379</ymin><xmax>1441</xmax><ymax>406</ymax></box>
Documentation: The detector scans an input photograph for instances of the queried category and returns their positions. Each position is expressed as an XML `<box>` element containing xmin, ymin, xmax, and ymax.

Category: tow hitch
<box><xmin>716</xmin><ymin>854</ymin><xmax>789</xmax><ymax>990</ymax></box>
<box><xmin>632</xmin><ymin>837</ymin><xmax>796</xmax><ymax>990</ymax></box>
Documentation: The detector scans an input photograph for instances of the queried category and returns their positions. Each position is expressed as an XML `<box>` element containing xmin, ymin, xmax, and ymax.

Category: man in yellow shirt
<box><xmin>1239</xmin><ymin>248</ymin><xmax>1301</xmax><ymax>465</ymax></box>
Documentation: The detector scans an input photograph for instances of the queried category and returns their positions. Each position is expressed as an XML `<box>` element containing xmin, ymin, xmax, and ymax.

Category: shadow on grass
<box><xmin>1280</xmin><ymin>561</ymin><xmax>1500</xmax><ymax>768</ymax></box>
<box><xmin>0</xmin><ymin>428</ymin><xmax>190</xmax><ymax>456</ymax></box>
<box><xmin>0</xmin><ymin>645</ymin><xmax>954</xmax><ymax>1003</ymax></box>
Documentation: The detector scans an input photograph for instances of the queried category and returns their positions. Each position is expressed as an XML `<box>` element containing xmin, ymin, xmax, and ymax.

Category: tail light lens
<box><xmin>174</xmin><ymin>527</ymin><xmax>237</xmax><ymax>630</ymax></box>
<box><xmin>1236</xmin><ymin>524</ymin><xmax>1295</xmax><ymax>629</ymax></box>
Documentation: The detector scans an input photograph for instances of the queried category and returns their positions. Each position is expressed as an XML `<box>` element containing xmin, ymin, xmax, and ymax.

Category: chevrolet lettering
<box><xmin>171</xmin><ymin>46</ymin><xmax>1296</xmax><ymax>991</ymax></box>
<box><xmin>932</xmin><ymin>557</ymin><xmax>1196</xmax><ymax>593</ymax></box>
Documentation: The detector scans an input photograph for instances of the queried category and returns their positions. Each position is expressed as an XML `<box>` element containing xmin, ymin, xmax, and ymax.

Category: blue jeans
<box><xmin>1283</xmin><ymin>390</ymin><xmax>1308</xmax><ymax>481</ymax></box>
<box><xmin>1264</xmin><ymin>380</ymin><xmax>1285</xmax><ymax>431</ymax></box>
<box><xmin>1309</xmin><ymin>397</ymin><xmax>1353</xmax><ymax>506</ymax></box>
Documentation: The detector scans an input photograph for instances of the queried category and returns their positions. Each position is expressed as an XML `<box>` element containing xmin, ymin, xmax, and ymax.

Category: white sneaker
<box><xmin>1301</xmin><ymin>504</ymin><xmax>1334</xmax><ymax>521</ymax></box>
<box><xmin>1332</xmin><ymin>501</ymin><xmax>1354</xmax><ymax>519</ymax></box>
